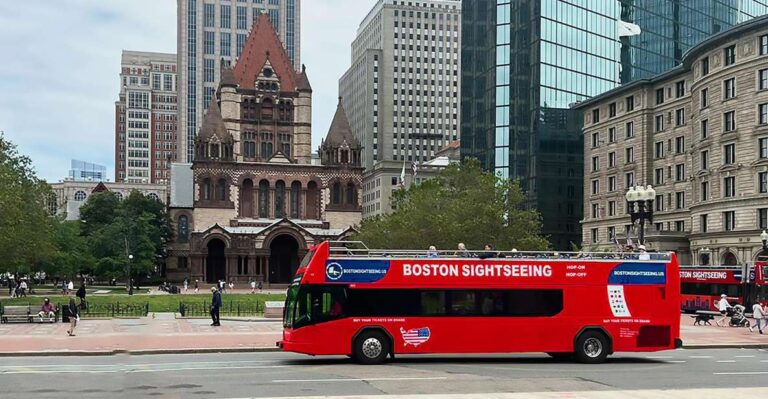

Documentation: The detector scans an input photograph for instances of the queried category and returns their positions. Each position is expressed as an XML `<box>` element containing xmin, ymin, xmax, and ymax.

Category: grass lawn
<box><xmin>0</xmin><ymin>293</ymin><xmax>285</xmax><ymax>313</ymax></box>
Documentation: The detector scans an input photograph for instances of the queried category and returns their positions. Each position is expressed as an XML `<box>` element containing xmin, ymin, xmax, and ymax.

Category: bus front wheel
<box><xmin>353</xmin><ymin>330</ymin><xmax>390</xmax><ymax>365</ymax></box>
<box><xmin>575</xmin><ymin>330</ymin><xmax>609</xmax><ymax>364</ymax></box>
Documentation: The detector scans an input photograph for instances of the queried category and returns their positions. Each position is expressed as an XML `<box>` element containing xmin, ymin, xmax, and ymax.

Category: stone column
<box><xmin>300</xmin><ymin>188</ymin><xmax>307</xmax><ymax>219</ymax></box>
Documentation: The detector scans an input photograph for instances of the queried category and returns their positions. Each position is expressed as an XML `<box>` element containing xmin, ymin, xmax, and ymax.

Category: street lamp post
<box><xmin>625</xmin><ymin>185</ymin><xmax>656</xmax><ymax>246</ymax></box>
<box><xmin>127</xmin><ymin>254</ymin><xmax>134</xmax><ymax>296</ymax></box>
<box><xmin>761</xmin><ymin>230</ymin><xmax>768</xmax><ymax>250</ymax></box>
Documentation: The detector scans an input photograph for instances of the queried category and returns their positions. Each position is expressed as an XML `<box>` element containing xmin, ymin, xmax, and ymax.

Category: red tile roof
<box><xmin>233</xmin><ymin>13</ymin><xmax>302</xmax><ymax>91</ymax></box>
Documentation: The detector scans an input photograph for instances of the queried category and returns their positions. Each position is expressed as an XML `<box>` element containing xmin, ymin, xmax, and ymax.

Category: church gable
<box><xmin>233</xmin><ymin>13</ymin><xmax>301</xmax><ymax>91</ymax></box>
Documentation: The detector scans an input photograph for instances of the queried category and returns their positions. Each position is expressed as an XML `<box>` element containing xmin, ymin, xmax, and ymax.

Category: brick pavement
<box><xmin>0</xmin><ymin>314</ymin><xmax>764</xmax><ymax>355</ymax></box>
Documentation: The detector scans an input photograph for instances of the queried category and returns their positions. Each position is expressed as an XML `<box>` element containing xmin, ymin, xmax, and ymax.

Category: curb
<box><xmin>0</xmin><ymin>346</ymin><xmax>282</xmax><ymax>357</ymax></box>
<box><xmin>682</xmin><ymin>344</ymin><xmax>768</xmax><ymax>349</ymax></box>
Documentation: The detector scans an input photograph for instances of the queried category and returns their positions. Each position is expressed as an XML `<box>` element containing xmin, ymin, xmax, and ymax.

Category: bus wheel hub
<box><xmin>362</xmin><ymin>338</ymin><xmax>382</xmax><ymax>358</ymax></box>
<box><xmin>584</xmin><ymin>338</ymin><xmax>602</xmax><ymax>357</ymax></box>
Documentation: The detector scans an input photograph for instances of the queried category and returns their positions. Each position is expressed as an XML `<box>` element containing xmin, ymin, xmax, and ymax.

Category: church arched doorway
<box><xmin>206</xmin><ymin>239</ymin><xmax>227</xmax><ymax>283</ymax></box>
<box><xmin>269</xmin><ymin>234</ymin><xmax>300</xmax><ymax>284</ymax></box>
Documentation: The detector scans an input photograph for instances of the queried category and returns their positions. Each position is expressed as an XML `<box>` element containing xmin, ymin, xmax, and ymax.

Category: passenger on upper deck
<box><xmin>454</xmin><ymin>243</ymin><xmax>471</xmax><ymax>258</ymax></box>
<box><xmin>427</xmin><ymin>246</ymin><xmax>439</xmax><ymax>258</ymax></box>
<box><xmin>477</xmin><ymin>244</ymin><xmax>497</xmax><ymax>260</ymax></box>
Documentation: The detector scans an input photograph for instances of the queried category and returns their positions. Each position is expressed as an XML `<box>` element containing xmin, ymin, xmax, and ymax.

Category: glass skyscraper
<box><xmin>461</xmin><ymin>0</ymin><xmax>768</xmax><ymax>250</ymax></box>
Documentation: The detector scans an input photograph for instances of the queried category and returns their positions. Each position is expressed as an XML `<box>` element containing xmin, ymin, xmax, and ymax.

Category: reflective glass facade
<box><xmin>461</xmin><ymin>0</ymin><xmax>768</xmax><ymax>250</ymax></box>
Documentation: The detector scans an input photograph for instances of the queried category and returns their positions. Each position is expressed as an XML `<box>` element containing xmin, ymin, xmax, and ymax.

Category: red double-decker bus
<box><xmin>278</xmin><ymin>242</ymin><xmax>681</xmax><ymax>364</ymax></box>
<box><xmin>680</xmin><ymin>262</ymin><xmax>768</xmax><ymax>312</ymax></box>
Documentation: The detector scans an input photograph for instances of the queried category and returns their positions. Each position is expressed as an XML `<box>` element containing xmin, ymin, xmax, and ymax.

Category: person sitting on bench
<box><xmin>38</xmin><ymin>298</ymin><xmax>56</xmax><ymax>322</ymax></box>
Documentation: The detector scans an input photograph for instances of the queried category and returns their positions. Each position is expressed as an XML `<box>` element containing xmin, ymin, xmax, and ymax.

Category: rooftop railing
<box><xmin>327</xmin><ymin>242</ymin><xmax>673</xmax><ymax>262</ymax></box>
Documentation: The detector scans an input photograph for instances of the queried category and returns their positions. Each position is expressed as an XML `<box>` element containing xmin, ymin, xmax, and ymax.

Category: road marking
<box><xmin>689</xmin><ymin>356</ymin><xmax>712</xmax><ymax>359</ymax></box>
<box><xmin>716</xmin><ymin>360</ymin><xmax>736</xmax><ymax>363</ymax></box>
<box><xmin>734</xmin><ymin>356</ymin><xmax>755</xmax><ymax>358</ymax></box>
<box><xmin>760</xmin><ymin>360</ymin><xmax>768</xmax><ymax>363</ymax></box>
<box><xmin>666</xmin><ymin>360</ymin><xmax>686</xmax><ymax>363</ymax></box>
<box><xmin>271</xmin><ymin>377</ymin><xmax>448</xmax><ymax>383</ymax></box>
<box><xmin>645</xmin><ymin>355</ymin><xmax>673</xmax><ymax>359</ymax></box>
<box><xmin>127</xmin><ymin>365</ymin><xmax>290</xmax><ymax>373</ymax></box>
<box><xmin>714</xmin><ymin>372</ymin><xmax>768</xmax><ymax>375</ymax></box>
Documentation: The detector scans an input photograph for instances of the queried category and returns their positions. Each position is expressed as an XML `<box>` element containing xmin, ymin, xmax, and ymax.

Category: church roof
<box><xmin>198</xmin><ymin>99</ymin><xmax>231</xmax><ymax>141</ymax></box>
<box><xmin>323</xmin><ymin>98</ymin><xmax>359</xmax><ymax>148</ymax></box>
<box><xmin>233</xmin><ymin>13</ymin><xmax>302</xmax><ymax>91</ymax></box>
<box><xmin>297</xmin><ymin>65</ymin><xmax>312</xmax><ymax>92</ymax></box>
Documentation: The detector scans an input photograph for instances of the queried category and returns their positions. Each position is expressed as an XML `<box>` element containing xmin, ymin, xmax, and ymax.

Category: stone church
<box><xmin>166</xmin><ymin>13</ymin><xmax>363</xmax><ymax>286</ymax></box>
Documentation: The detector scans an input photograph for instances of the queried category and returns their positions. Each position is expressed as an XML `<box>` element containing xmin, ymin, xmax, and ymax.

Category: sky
<box><xmin>0</xmin><ymin>0</ymin><xmax>374</xmax><ymax>182</ymax></box>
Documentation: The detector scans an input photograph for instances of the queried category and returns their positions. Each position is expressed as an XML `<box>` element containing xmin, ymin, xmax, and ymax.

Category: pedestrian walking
<box><xmin>19</xmin><ymin>280</ymin><xmax>27</xmax><ymax>297</ymax></box>
<box><xmin>67</xmin><ymin>280</ymin><xmax>74</xmax><ymax>295</ymax></box>
<box><xmin>749</xmin><ymin>298</ymin><xmax>765</xmax><ymax>334</ymax></box>
<box><xmin>257</xmin><ymin>280</ymin><xmax>263</xmax><ymax>294</ymax></box>
<box><xmin>228</xmin><ymin>280</ymin><xmax>234</xmax><ymax>292</ymax></box>
<box><xmin>716</xmin><ymin>294</ymin><xmax>732</xmax><ymax>327</ymax></box>
<box><xmin>8</xmin><ymin>278</ymin><xmax>16</xmax><ymax>298</ymax></box>
<box><xmin>66</xmin><ymin>298</ymin><xmax>79</xmax><ymax>336</ymax></box>
<box><xmin>250</xmin><ymin>279</ymin><xmax>256</xmax><ymax>294</ymax></box>
<box><xmin>210</xmin><ymin>286</ymin><xmax>221</xmax><ymax>326</ymax></box>
<box><xmin>194</xmin><ymin>279</ymin><xmax>199</xmax><ymax>294</ymax></box>
<box><xmin>76</xmin><ymin>283</ymin><xmax>87</xmax><ymax>309</ymax></box>
<box><xmin>183</xmin><ymin>278</ymin><xmax>189</xmax><ymax>293</ymax></box>
<box><xmin>60</xmin><ymin>280</ymin><xmax>67</xmax><ymax>295</ymax></box>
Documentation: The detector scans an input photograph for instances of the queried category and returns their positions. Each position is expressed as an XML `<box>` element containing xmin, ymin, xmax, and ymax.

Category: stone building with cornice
<box><xmin>575</xmin><ymin>16</ymin><xmax>768</xmax><ymax>266</ymax></box>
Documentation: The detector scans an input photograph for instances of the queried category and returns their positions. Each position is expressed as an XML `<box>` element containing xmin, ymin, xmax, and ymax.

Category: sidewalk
<box><xmin>0</xmin><ymin>314</ymin><xmax>764</xmax><ymax>356</ymax></box>
<box><xmin>0</xmin><ymin>314</ymin><xmax>283</xmax><ymax>356</ymax></box>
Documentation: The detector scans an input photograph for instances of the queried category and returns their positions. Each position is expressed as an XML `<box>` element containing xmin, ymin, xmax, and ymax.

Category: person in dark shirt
<box><xmin>210</xmin><ymin>287</ymin><xmax>222</xmax><ymax>326</ymax></box>
<box><xmin>478</xmin><ymin>244</ymin><xmax>496</xmax><ymax>260</ymax></box>
<box><xmin>66</xmin><ymin>298</ymin><xmax>79</xmax><ymax>336</ymax></box>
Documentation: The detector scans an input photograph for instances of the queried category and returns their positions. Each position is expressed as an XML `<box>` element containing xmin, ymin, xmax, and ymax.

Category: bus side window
<box><xmin>421</xmin><ymin>291</ymin><xmax>446</xmax><ymax>315</ymax></box>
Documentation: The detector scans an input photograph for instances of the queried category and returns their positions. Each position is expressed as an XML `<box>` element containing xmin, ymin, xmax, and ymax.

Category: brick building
<box><xmin>575</xmin><ymin>16</ymin><xmax>768</xmax><ymax>266</ymax></box>
<box><xmin>166</xmin><ymin>14</ymin><xmax>362</xmax><ymax>285</ymax></box>
<box><xmin>115</xmin><ymin>51</ymin><xmax>178</xmax><ymax>184</ymax></box>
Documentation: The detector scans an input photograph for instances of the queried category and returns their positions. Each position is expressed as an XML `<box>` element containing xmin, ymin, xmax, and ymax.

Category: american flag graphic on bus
<box><xmin>400</xmin><ymin>327</ymin><xmax>431</xmax><ymax>347</ymax></box>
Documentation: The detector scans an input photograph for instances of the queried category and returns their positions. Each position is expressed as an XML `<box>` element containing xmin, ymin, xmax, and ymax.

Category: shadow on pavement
<box><xmin>283</xmin><ymin>355</ymin><xmax>664</xmax><ymax>366</ymax></box>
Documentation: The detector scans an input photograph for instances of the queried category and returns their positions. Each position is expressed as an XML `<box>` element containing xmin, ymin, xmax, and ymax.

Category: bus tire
<box><xmin>575</xmin><ymin>330</ymin><xmax>609</xmax><ymax>364</ymax></box>
<box><xmin>353</xmin><ymin>330</ymin><xmax>390</xmax><ymax>365</ymax></box>
<box><xmin>546</xmin><ymin>352</ymin><xmax>573</xmax><ymax>361</ymax></box>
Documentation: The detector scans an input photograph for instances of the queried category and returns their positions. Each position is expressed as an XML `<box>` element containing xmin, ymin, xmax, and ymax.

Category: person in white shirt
<box><xmin>716</xmin><ymin>294</ymin><xmax>732</xmax><ymax>327</ymax></box>
<box><xmin>637</xmin><ymin>245</ymin><xmax>651</xmax><ymax>261</ymax></box>
<box><xmin>250</xmin><ymin>279</ymin><xmax>256</xmax><ymax>294</ymax></box>
<box><xmin>749</xmin><ymin>298</ymin><xmax>764</xmax><ymax>334</ymax></box>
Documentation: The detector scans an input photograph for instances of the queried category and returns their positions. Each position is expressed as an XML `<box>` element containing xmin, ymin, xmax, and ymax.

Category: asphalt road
<box><xmin>0</xmin><ymin>349</ymin><xmax>766</xmax><ymax>398</ymax></box>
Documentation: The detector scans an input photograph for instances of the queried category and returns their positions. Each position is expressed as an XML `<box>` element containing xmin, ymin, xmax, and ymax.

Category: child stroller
<box><xmin>729</xmin><ymin>304</ymin><xmax>750</xmax><ymax>328</ymax></box>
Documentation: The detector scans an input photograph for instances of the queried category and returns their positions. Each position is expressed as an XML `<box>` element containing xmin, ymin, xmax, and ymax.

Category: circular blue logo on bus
<box><xmin>326</xmin><ymin>262</ymin><xmax>344</xmax><ymax>281</ymax></box>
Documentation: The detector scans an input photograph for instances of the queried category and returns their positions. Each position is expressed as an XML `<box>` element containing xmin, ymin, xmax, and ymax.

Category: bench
<box><xmin>1</xmin><ymin>305</ymin><xmax>58</xmax><ymax>323</ymax></box>
<box><xmin>264</xmin><ymin>301</ymin><xmax>284</xmax><ymax>318</ymax></box>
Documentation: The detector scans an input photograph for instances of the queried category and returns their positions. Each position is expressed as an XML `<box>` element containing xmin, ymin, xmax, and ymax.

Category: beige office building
<box><xmin>576</xmin><ymin>16</ymin><xmax>768</xmax><ymax>266</ymax></box>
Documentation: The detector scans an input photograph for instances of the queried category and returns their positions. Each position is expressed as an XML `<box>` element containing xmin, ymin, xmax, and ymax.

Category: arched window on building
<box><xmin>114</xmin><ymin>192</ymin><xmax>123</xmax><ymax>201</ymax></box>
<box><xmin>290</xmin><ymin>181</ymin><xmax>301</xmax><ymax>219</ymax></box>
<box><xmin>147</xmin><ymin>192</ymin><xmax>160</xmax><ymax>202</ymax></box>
<box><xmin>332</xmin><ymin>182</ymin><xmax>341</xmax><ymax>205</ymax></box>
<box><xmin>346</xmin><ymin>182</ymin><xmax>356</xmax><ymax>206</ymax></box>
<box><xmin>259</xmin><ymin>180</ymin><xmax>269</xmax><ymax>218</ymax></box>
<box><xmin>202</xmin><ymin>178</ymin><xmax>212</xmax><ymax>200</ymax></box>
<box><xmin>241</xmin><ymin>179</ymin><xmax>254</xmax><ymax>218</ymax></box>
<box><xmin>178</xmin><ymin>215</ymin><xmax>189</xmax><ymax>243</ymax></box>
<box><xmin>275</xmin><ymin>180</ymin><xmax>285</xmax><ymax>218</ymax></box>
<box><xmin>306</xmin><ymin>181</ymin><xmax>318</xmax><ymax>219</ymax></box>
<box><xmin>216</xmin><ymin>178</ymin><xmax>227</xmax><ymax>201</ymax></box>
<box><xmin>74</xmin><ymin>191</ymin><xmax>87</xmax><ymax>202</ymax></box>
<box><xmin>261</xmin><ymin>98</ymin><xmax>274</xmax><ymax>119</ymax></box>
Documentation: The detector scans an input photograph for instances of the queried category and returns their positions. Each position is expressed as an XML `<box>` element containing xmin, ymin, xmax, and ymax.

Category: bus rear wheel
<box><xmin>575</xmin><ymin>331</ymin><xmax>609</xmax><ymax>364</ymax></box>
<box><xmin>353</xmin><ymin>330</ymin><xmax>390</xmax><ymax>365</ymax></box>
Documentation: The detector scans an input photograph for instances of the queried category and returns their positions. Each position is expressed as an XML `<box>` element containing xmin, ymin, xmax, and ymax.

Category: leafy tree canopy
<box><xmin>353</xmin><ymin>159</ymin><xmax>550</xmax><ymax>252</ymax></box>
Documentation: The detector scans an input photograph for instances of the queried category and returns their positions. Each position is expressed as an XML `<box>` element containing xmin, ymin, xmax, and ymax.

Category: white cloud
<box><xmin>0</xmin><ymin>0</ymin><xmax>374</xmax><ymax>181</ymax></box>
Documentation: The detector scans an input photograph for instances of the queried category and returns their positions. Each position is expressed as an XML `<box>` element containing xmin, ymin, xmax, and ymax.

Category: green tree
<box><xmin>353</xmin><ymin>159</ymin><xmax>549</xmax><ymax>252</ymax></box>
<box><xmin>0</xmin><ymin>134</ymin><xmax>56</xmax><ymax>275</ymax></box>
<box><xmin>37</xmin><ymin>219</ymin><xmax>94</xmax><ymax>280</ymax></box>
<box><xmin>81</xmin><ymin>190</ymin><xmax>172</xmax><ymax>280</ymax></box>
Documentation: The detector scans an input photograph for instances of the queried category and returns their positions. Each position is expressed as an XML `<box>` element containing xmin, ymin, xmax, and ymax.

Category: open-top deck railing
<box><xmin>326</xmin><ymin>241</ymin><xmax>673</xmax><ymax>261</ymax></box>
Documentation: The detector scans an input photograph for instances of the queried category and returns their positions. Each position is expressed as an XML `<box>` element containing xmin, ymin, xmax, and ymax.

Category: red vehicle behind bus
<box><xmin>680</xmin><ymin>262</ymin><xmax>768</xmax><ymax>312</ymax></box>
<box><xmin>278</xmin><ymin>242</ymin><xmax>682</xmax><ymax>364</ymax></box>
